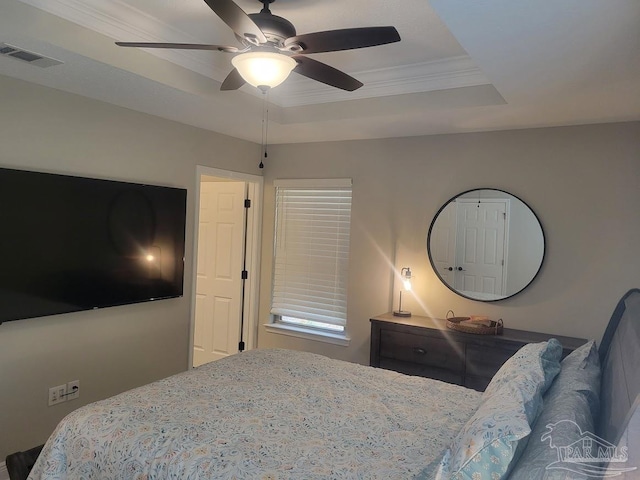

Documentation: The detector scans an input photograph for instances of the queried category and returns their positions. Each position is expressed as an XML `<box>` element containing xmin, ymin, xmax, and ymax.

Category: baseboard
<box><xmin>0</xmin><ymin>461</ymin><xmax>9</xmax><ymax>480</ymax></box>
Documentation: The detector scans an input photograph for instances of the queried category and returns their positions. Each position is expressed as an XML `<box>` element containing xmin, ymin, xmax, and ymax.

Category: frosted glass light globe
<box><xmin>231</xmin><ymin>52</ymin><xmax>296</xmax><ymax>89</ymax></box>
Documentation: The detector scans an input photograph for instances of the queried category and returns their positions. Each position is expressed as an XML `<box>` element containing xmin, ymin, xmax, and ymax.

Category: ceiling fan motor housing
<box><xmin>247</xmin><ymin>12</ymin><xmax>297</xmax><ymax>47</ymax></box>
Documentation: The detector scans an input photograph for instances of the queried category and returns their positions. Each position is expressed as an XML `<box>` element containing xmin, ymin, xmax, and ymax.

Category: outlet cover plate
<box><xmin>48</xmin><ymin>384</ymin><xmax>67</xmax><ymax>406</ymax></box>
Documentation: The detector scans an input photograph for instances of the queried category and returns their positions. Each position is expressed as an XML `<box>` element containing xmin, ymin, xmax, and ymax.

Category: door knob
<box><xmin>445</xmin><ymin>267</ymin><xmax>453</xmax><ymax>271</ymax></box>
<box><xmin>456</xmin><ymin>267</ymin><xmax>465</xmax><ymax>271</ymax></box>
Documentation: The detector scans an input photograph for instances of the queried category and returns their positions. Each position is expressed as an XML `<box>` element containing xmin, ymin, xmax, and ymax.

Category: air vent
<box><xmin>0</xmin><ymin>43</ymin><xmax>63</xmax><ymax>68</ymax></box>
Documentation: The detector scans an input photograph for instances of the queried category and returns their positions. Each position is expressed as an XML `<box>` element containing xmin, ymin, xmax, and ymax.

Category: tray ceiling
<box><xmin>1</xmin><ymin>0</ymin><xmax>638</xmax><ymax>144</ymax></box>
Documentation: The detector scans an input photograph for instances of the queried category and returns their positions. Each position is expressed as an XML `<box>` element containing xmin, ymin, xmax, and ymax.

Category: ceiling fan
<box><xmin>116</xmin><ymin>0</ymin><xmax>401</xmax><ymax>92</ymax></box>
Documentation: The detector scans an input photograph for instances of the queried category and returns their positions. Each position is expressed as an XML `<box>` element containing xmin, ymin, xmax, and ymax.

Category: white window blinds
<box><xmin>271</xmin><ymin>179</ymin><xmax>352</xmax><ymax>328</ymax></box>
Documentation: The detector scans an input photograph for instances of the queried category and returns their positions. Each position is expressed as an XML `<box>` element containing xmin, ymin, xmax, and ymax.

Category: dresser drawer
<box><xmin>379</xmin><ymin>358</ymin><xmax>463</xmax><ymax>384</ymax></box>
<box><xmin>379</xmin><ymin>329</ymin><xmax>464</xmax><ymax>373</ymax></box>
<box><xmin>465</xmin><ymin>344</ymin><xmax>519</xmax><ymax>379</ymax></box>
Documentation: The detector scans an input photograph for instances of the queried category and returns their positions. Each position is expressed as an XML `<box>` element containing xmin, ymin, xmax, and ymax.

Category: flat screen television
<box><xmin>0</xmin><ymin>167</ymin><xmax>187</xmax><ymax>324</ymax></box>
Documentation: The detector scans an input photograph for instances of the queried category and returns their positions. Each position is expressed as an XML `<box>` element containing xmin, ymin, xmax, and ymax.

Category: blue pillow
<box><xmin>436</xmin><ymin>340</ymin><xmax>563</xmax><ymax>480</ymax></box>
<box><xmin>508</xmin><ymin>341</ymin><xmax>601</xmax><ymax>480</ymax></box>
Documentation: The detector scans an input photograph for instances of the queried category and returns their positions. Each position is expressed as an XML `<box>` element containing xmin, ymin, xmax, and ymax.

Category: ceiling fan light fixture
<box><xmin>231</xmin><ymin>51</ymin><xmax>296</xmax><ymax>89</ymax></box>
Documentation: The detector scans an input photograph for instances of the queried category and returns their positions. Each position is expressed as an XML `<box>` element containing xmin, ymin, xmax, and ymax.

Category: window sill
<box><xmin>264</xmin><ymin>323</ymin><xmax>351</xmax><ymax>347</ymax></box>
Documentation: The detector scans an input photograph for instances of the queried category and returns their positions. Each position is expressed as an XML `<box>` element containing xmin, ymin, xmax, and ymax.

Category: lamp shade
<box><xmin>401</xmin><ymin>267</ymin><xmax>412</xmax><ymax>291</ymax></box>
<box><xmin>394</xmin><ymin>267</ymin><xmax>413</xmax><ymax>318</ymax></box>
<box><xmin>231</xmin><ymin>52</ymin><xmax>297</xmax><ymax>89</ymax></box>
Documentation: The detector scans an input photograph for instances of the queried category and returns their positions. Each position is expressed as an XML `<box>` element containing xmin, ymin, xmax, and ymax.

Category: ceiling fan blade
<box><xmin>284</xmin><ymin>26</ymin><xmax>400</xmax><ymax>54</ymax></box>
<box><xmin>116</xmin><ymin>42</ymin><xmax>239</xmax><ymax>52</ymax></box>
<box><xmin>202</xmin><ymin>0</ymin><xmax>267</xmax><ymax>44</ymax></box>
<box><xmin>292</xmin><ymin>56</ymin><xmax>363</xmax><ymax>91</ymax></box>
<box><xmin>220</xmin><ymin>68</ymin><xmax>246</xmax><ymax>91</ymax></box>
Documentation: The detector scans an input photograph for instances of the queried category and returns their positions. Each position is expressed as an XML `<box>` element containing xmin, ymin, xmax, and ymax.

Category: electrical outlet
<box><xmin>48</xmin><ymin>384</ymin><xmax>67</xmax><ymax>406</ymax></box>
<box><xmin>67</xmin><ymin>380</ymin><xmax>80</xmax><ymax>400</ymax></box>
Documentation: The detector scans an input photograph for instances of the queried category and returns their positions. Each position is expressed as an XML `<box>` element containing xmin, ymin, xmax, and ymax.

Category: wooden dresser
<box><xmin>370</xmin><ymin>313</ymin><xmax>587</xmax><ymax>391</ymax></box>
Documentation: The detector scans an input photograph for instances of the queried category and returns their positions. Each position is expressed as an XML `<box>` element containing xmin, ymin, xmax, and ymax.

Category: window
<box><xmin>269</xmin><ymin>179</ymin><xmax>352</xmax><ymax>343</ymax></box>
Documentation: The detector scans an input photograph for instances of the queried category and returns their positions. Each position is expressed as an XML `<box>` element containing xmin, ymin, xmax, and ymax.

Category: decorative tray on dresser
<box><xmin>370</xmin><ymin>313</ymin><xmax>587</xmax><ymax>391</ymax></box>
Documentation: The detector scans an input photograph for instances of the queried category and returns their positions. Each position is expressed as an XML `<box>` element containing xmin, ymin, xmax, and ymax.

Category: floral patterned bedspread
<box><xmin>29</xmin><ymin>349</ymin><xmax>481</xmax><ymax>480</ymax></box>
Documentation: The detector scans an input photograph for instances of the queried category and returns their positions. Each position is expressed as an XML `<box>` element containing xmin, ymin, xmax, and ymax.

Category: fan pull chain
<box><xmin>259</xmin><ymin>89</ymin><xmax>269</xmax><ymax>169</ymax></box>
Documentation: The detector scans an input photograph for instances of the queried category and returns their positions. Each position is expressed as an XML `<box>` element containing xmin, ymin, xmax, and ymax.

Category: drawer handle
<box><xmin>413</xmin><ymin>347</ymin><xmax>427</xmax><ymax>355</ymax></box>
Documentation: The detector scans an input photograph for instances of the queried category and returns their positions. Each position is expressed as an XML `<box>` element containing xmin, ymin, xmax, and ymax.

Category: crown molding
<box><xmin>272</xmin><ymin>56</ymin><xmax>491</xmax><ymax>107</ymax></box>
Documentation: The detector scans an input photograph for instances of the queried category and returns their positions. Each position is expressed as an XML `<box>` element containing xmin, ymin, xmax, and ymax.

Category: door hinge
<box><xmin>238</xmin><ymin>341</ymin><xmax>245</xmax><ymax>352</ymax></box>
<box><xmin>244</xmin><ymin>199</ymin><xmax>251</xmax><ymax>208</ymax></box>
<box><xmin>241</xmin><ymin>270</ymin><xmax>248</xmax><ymax>280</ymax></box>
<box><xmin>503</xmin><ymin>212</ymin><xmax>506</xmax><ymax>219</ymax></box>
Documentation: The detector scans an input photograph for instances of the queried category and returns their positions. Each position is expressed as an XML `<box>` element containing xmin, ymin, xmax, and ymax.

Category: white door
<box><xmin>193</xmin><ymin>181</ymin><xmax>246</xmax><ymax>366</ymax></box>
<box><xmin>454</xmin><ymin>200</ymin><xmax>507</xmax><ymax>298</ymax></box>
<box><xmin>430</xmin><ymin>201</ymin><xmax>457</xmax><ymax>286</ymax></box>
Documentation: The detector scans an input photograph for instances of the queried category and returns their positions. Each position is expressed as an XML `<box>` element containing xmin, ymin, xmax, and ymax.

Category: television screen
<box><xmin>0</xmin><ymin>167</ymin><xmax>187</xmax><ymax>324</ymax></box>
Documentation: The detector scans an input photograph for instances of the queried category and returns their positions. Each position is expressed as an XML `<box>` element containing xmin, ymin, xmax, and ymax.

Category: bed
<box><xmin>28</xmin><ymin>289</ymin><xmax>640</xmax><ymax>480</ymax></box>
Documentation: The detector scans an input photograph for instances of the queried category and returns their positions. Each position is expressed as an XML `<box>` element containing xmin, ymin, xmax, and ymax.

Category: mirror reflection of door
<box><xmin>427</xmin><ymin>189</ymin><xmax>545</xmax><ymax>302</ymax></box>
<box><xmin>430</xmin><ymin>201</ymin><xmax>457</xmax><ymax>286</ymax></box>
<box><xmin>454</xmin><ymin>199</ymin><xmax>508</xmax><ymax>300</ymax></box>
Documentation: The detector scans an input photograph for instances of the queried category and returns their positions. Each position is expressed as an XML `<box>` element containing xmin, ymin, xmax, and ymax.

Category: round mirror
<box><xmin>427</xmin><ymin>189</ymin><xmax>545</xmax><ymax>302</ymax></box>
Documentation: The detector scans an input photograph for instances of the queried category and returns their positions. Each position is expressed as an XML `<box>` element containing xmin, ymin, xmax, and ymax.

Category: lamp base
<box><xmin>393</xmin><ymin>310</ymin><xmax>412</xmax><ymax>317</ymax></box>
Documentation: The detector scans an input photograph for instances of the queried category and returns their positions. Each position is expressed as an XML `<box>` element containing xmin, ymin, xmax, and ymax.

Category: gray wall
<box><xmin>257</xmin><ymin>122</ymin><xmax>640</xmax><ymax>365</ymax></box>
<box><xmin>0</xmin><ymin>74</ymin><xmax>260</xmax><ymax>459</ymax></box>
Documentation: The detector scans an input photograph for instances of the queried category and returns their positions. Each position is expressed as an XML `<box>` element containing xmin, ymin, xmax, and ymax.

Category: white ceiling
<box><xmin>1</xmin><ymin>0</ymin><xmax>639</xmax><ymax>144</ymax></box>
